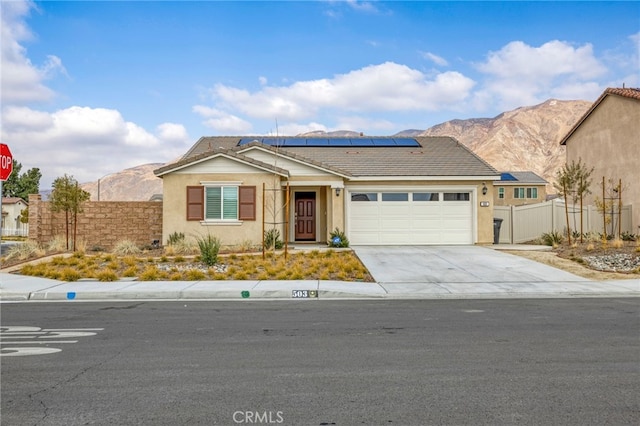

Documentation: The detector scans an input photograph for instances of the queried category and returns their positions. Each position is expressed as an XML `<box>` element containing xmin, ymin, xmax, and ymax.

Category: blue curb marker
<box><xmin>67</xmin><ymin>292</ymin><xmax>76</xmax><ymax>300</ymax></box>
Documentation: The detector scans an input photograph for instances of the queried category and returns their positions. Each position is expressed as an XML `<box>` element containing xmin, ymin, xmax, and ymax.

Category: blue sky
<box><xmin>1</xmin><ymin>0</ymin><xmax>639</xmax><ymax>189</ymax></box>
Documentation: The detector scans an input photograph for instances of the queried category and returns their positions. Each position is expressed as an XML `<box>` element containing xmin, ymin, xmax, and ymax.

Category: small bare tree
<box><xmin>554</xmin><ymin>159</ymin><xmax>594</xmax><ymax>244</ymax></box>
<box><xmin>50</xmin><ymin>174</ymin><xmax>90</xmax><ymax>251</ymax></box>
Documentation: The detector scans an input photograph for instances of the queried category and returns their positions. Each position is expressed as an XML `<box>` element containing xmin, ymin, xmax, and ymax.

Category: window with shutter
<box><xmin>239</xmin><ymin>186</ymin><xmax>256</xmax><ymax>220</ymax></box>
<box><xmin>186</xmin><ymin>186</ymin><xmax>204</xmax><ymax>221</ymax></box>
<box><xmin>188</xmin><ymin>184</ymin><xmax>255</xmax><ymax>222</ymax></box>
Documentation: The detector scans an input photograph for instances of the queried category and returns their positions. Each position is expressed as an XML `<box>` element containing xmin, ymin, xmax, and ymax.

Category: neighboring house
<box><xmin>560</xmin><ymin>87</ymin><xmax>640</xmax><ymax>232</ymax></box>
<box><xmin>154</xmin><ymin>136</ymin><xmax>500</xmax><ymax>246</ymax></box>
<box><xmin>1</xmin><ymin>197</ymin><xmax>28</xmax><ymax>236</ymax></box>
<box><xmin>493</xmin><ymin>171</ymin><xmax>548</xmax><ymax>206</ymax></box>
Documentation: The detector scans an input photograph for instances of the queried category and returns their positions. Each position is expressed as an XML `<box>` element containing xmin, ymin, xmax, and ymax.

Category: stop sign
<box><xmin>1</xmin><ymin>143</ymin><xmax>13</xmax><ymax>181</ymax></box>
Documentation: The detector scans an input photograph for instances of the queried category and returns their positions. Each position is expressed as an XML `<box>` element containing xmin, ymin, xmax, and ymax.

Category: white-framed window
<box><xmin>498</xmin><ymin>187</ymin><xmax>505</xmax><ymax>199</ymax></box>
<box><xmin>206</xmin><ymin>186</ymin><xmax>238</xmax><ymax>220</ymax></box>
<box><xmin>514</xmin><ymin>188</ymin><xmax>525</xmax><ymax>199</ymax></box>
<box><xmin>514</xmin><ymin>187</ymin><xmax>538</xmax><ymax>199</ymax></box>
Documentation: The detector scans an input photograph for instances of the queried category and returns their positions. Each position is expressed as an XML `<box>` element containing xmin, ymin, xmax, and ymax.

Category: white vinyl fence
<box><xmin>494</xmin><ymin>199</ymin><xmax>633</xmax><ymax>244</ymax></box>
<box><xmin>1</xmin><ymin>225</ymin><xmax>29</xmax><ymax>237</ymax></box>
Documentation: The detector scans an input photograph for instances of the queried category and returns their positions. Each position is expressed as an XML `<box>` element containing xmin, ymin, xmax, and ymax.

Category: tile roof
<box><xmin>154</xmin><ymin>148</ymin><xmax>290</xmax><ymax>177</ymax></box>
<box><xmin>496</xmin><ymin>171</ymin><xmax>548</xmax><ymax>184</ymax></box>
<box><xmin>1</xmin><ymin>197</ymin><xmax>27</xmax><ymax>204</ymax></box>
<box><xmin>155</xmin><ymin>136</ymin><xmax>499</xmax><ymax>178</ymax></box>
<box><xmin>560</xmin><ymin>87</ymin><xmax>640</xmax><ymax>145</ymax></box>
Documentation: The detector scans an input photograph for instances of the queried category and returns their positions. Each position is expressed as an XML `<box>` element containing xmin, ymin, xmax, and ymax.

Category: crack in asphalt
<box><xmin>29</xmin><ymin>348</ymin><xmax>126</xmax><ymax>425</ymax></box>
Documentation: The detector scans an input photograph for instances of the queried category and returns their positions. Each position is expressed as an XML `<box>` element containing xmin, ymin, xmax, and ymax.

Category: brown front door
<box><xmin>295</xmin><ymin>193</ymin><xmax>316</xmax><ymax>241</ymax></box>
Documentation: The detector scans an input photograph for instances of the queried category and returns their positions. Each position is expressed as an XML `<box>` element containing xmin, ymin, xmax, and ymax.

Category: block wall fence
<box><xmin>28</xmin><ymin>194</ymin><xmax>163</xmax><ymax>251</ymax></box>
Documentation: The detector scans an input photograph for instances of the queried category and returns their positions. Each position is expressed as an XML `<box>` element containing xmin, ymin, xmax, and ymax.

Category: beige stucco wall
<box><xmin>161</xmin><ymin>172</ymin><xmax>282</xmax><ymax>247</ymax></box>
<box><xmin>493</xmin><ymin>184</ymin><xmax>547</xmax><ymax>207</ymax></box>
<box><xmin>1</xmin><ymin>199</ymin><xmax>28</xmax><ymax>232</ymax></box>
<box><xmin>565</xmin><ymin>95</ymin><xmax>640</xmax><ymax>232</ymax></box>
<box><xmin>161</xmin><ymin>171</ymin><xmax>345</xmax><ymax>246</ymax></box>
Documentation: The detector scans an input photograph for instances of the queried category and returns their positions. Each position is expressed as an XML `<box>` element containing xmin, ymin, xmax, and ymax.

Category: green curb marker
<box><xmin>241</xmin><ymin>291</ymin><xmax>250</xmax><ymax>298</ymax></box>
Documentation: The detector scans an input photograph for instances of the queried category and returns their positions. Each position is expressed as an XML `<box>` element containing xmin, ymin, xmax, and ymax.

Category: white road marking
<box><xmin>1</xmin><ymin>348</ymin><xmax>62</xmax><ymax>357</ymax></box>
<box><xmin>1</xmin><ymin>341</ymin><xmax>78</xmax><ymax>344</ymax></box>
<box><xmin>0</xmin><ymin>326</ymin><xmax>103</xmax><ymax>357</ymax></box>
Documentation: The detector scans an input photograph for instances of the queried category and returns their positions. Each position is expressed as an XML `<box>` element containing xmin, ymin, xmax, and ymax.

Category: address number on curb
<box><xmin>292</xmin><ymin>290</ymin><xmax>318</xmax><ymax>298</ymax></box>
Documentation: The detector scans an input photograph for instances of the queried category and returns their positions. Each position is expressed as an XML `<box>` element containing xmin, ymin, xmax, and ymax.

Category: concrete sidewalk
<box><xmin>1</xmin><ymin>272</ymin><xmax>638</xmax><ymax>302</ymax></box>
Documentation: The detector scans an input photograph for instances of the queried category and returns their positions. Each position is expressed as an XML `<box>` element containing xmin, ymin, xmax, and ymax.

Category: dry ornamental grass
<box><xmin>11</xmin><ymin>249</ymin><xmax>374</xmax><ymax>283</ymax></box>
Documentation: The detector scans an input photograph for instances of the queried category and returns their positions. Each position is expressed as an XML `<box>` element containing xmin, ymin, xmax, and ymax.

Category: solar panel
<box><xmin>237</xmin><ymin>137</ymin><xmax>421</xmax><ymax>147</ymax></box>
<box><xmin>394</xmin><ymin>138</ymin><xmax>421</xmax><ymax>146</ymax></box>
<box><xmin>280</xmin><ymin>138</ymin><xmax>307</xmax><ymax>146</ymax></box>
<box><xmin>501</xmin><ymin>173</ymin><xmax>518</xmax><ymax>181</ymax></box>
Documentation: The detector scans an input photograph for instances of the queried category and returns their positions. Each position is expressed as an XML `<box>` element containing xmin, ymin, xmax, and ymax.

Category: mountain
<box><xmin>419</xmin><ymin>99</ymin><xmax>591</xmax><ymax>189</ymax></box>
<box><xmin>81</xmin><ymin>163</ymin><xmax>164</xmax><ymax>201</ymax></box>
<box><xmin>82</xmin><ymin>99</ymin><xmax>591</xmax><ymax>200</ymax></box>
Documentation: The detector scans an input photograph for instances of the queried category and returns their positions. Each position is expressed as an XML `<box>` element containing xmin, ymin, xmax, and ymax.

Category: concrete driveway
<box><xmin>353</xmin><ymin>245</ymin><xmax>588</xmax><ymax>284</ymax></box>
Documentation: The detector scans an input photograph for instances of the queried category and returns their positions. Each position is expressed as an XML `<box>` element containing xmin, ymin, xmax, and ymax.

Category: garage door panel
<box><xmin>349</xmin><ymin>190</ymin><xmax>473</xmax><ymax>245</ymax></box>
<box><xmin>349</xmin><ymin>232</ymin><xmax>380</xmax><ymax>244</ymax></box>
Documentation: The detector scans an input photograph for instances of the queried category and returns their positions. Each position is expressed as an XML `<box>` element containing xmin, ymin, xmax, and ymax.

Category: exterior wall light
<box><xmin>482</xmin><ymin>183</ymin><xmax>488</xmax><ymax>195</ymax></box>
<box><xmin>335</xmin><ymin>188</ymin><xmax>341</xmax><ymax>197</ymax></box>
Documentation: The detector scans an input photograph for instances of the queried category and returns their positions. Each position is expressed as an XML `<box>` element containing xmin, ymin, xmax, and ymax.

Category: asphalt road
<box><xmin>1</xmin><ymin>299</ymin><xmax>639</xmax><ymax>425</ymax></box>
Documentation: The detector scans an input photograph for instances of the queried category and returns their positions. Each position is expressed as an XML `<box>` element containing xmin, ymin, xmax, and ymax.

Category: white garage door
<box><xmin>348</xmin><ymin>190</ymin><xmax>473</xmax><ymax>245</ymax></box>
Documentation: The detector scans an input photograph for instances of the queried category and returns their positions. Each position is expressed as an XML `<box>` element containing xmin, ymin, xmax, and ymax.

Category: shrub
<box><xmin>47</xmin><ymin>235</ymin><xmax>68</xmax><ymax>252</ymax></box>
<box><xmin>328</xmin><ymin>228</ymin><xmax>349</xmax><ymax>248</ymax></box>
<box><xmin>541</xmin><ymin>231</ymin><xmax>563</xmax><ymax>247</ymax></box>
<box><xmin>20</xmin><ymin>263</ymin><xmax>47</xmax><ymax>277</ymax></box>
<box><xmin>60</xmin><ymin>267</ymin><xmax>81</xmax><ymax>282</ymax></box>
<box><xmin>112</xmin><ymin>239</ymin><xmax>142</xmax><ymax>255</ymax></box>
<box><xmin>139</xmin><ymin>265</ymin><xmax>160</xmax><ymax>281</ymax></box>
<box><xmin>96</xmin><ymin>270</ymin><xmax>119</xmax><ymax>282</ymax></box>
<box><xmin>233</xmin><ymin>270</ymin><xmax>248</xmax><ymax>280</ymax></box>
<box><xmin>167</xmin><ymin>232</ymin><xmax>185</xmax><ymax>245</ymax></box>
<box><xmin>185</xmin><ymin>269</ymin><xmax>206</xmax><ymax>280</ymax></box>
<box><xmin>196</xmin><ymin>234</ymin><xmax>221</xmax><ymax>267</ymax></box>
<box><xmin>264</xmin><ymin>228</ymin><xmax>284</xmax><ymax>250</ymax></box>
<box><xmin>123</xmin><ymin>266</ymin><xmax>139</xmax><ymax>277</ymax></box>
<box><xmin>621</xmin><ymin>232</ymin><xmax>637</xmax><ymax>242</ymax></box>
<box><xmin>4</xmin><ymin>240</ymin><xmax>44</xmax><ymax>261</ymax></box>
<box><xmin>167</xmin><ymin>239</ymin><xmax>195</xmax><ymax>255</ymax></box>
<box><xmin>122</xmin><ymin>256</ymin><xmax>138</xmax><ymax>267</ymax></box>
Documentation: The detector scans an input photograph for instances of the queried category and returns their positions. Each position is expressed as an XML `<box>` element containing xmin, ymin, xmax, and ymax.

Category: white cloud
<box><xmin>156</xmin><ymin>122</ymin><xmax>190</xmax><ymax>142</ymax></box>
<box><xmin>421</xmin><ymin>51</ymin><xmax>449</xmax><ymax>67</ymax></box>
<box><xmin>275</xmin><ymin>122</ymin><xmax>328</xmax><ymax>136</ymax></box>
<box><xmin>203</xmin><ymin>62</ymin><xmax>475</xmax><ymax>125</ymax></box>
<box><xmin>345</xmin><ymin>0</ymin><xmax>379</xmax><ymax>13</ymax></box>
<box><xmin>0</xmin><ymin>0</ymin><xmax>66</xmax><ymax>104</ymax></box>
<box><xmin>474</xmin><ymin>40</ymin><xmax>608</xmax><ymax>110</ymax></box>
<box><xmin>1</xmin><ymin>106</ymin><xmax>190</xmax><ymax>187</ymax></box>
<box><xmin>193</xmin><ymin>105</ymin><xmax>253</xmax><ymax>134</ymax></box>
<box><xmin>334</xmin><ymin>116</ymin><xmax>396</xmax><ymax>133</ymax></box>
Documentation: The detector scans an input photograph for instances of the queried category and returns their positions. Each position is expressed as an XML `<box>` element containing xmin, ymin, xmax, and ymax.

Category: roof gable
<box><xmin>237</xmin><ymin>144</ymin><xmax>352</xmax><ymax>178</ymax></box>
<box><xmin>154</xmin><ymin>150</ymin><xmax>289</xmax><ymax>177</ymax></box>
<box><xmin>560</xmin><ymin>87</ymin><xmax>640</xmax><ymax>145</ymax></box>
